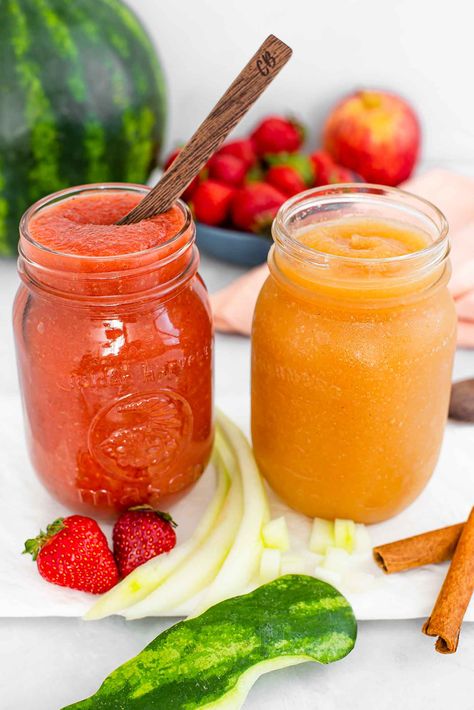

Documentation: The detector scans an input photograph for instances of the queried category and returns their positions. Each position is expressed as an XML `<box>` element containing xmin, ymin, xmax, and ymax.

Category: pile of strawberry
<box><xmin>164</xmin><ymin>115</ymin><xmax>363</xmax><ymax>235</ymax></box>
<box><xmin>23</xmin><ymin>507</ymin><xmax>178</xmax><ymax>594</ymax></box>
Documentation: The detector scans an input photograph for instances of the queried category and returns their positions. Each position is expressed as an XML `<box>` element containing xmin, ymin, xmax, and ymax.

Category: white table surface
<box><xmin>0</xmin><ymin>254</ymin><xmax>473</xmax><ymax>710</ymax></box>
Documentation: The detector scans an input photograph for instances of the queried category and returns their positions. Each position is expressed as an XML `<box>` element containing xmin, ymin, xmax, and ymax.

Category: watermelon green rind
<box><xmin>0</xmin><ymin>0</ymin><xmax>166</xmax><ymax>255</ymax></box>
<box><xmin>62</xmin><ymin>575</ymin><xmax>357</xmax><ymax>710</ymax></box>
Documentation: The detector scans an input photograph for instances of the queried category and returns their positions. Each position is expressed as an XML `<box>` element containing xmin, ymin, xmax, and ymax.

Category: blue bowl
<box><xmin>196</xmin><ymin>222</ymin><xmax>271</xmax><ymax>267</ymax></box>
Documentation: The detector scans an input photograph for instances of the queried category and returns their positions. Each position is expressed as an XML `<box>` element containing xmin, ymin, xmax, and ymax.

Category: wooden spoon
<box><xmin>117</xmin><ymin>34</ymin><xmax>292</xmax><ymax>225</ymax></box>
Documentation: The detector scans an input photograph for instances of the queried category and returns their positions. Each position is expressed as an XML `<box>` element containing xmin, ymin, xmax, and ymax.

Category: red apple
<box><xmin>323</xmin><ymin>90</ymin><xmax>421</xmax><ymax>186</ymax></box>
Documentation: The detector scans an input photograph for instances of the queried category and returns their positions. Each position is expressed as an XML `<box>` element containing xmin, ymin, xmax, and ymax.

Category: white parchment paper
<box><xmin>1</xmin><ymin>392</ymin><xmax>472</xmax><ymax>621</ymax></box>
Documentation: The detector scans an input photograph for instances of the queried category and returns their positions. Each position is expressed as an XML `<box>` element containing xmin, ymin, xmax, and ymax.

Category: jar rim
<box><xmin>19</xmin><ymin>182</ymin><xmax>193</xmax><ymax>263</ymax></box>
<box><xmin>272</xmin><ymin>183</ymin><xmax>449</xmax><ymax>267</ymax></box>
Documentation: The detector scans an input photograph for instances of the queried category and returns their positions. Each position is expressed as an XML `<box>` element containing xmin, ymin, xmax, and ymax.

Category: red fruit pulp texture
<box><xmin>30</xmin><ymin>192</ymin><xmax>185</xmax><ymax>257</ymax></box>
<box><xmin>251</xmin><ymin>116</ymin><xmax>303</xmax><ymax>156</ymax></box>
<box><xmin>192</xmin><ymin>180</ymin><xmax>235</xmax><ymax>226</ymax></box>
<box><xmin>231</xmin><ymin>183</ymin><xmax>286</xmax><ymax>233</ymax></box>
<box><xmin>34</xmin><ymin>515</ymin><xmax>118</xmax><ymax>594</ymax></box>
<box><xmin>15</xmin><ymin>188</ymin><xmax>213</xmax><ymax>515</ymax></box>
<box><xmin>113</xmin><ymin>508</ymin><xmax>177</xmax><ymax>577</ymax></box>
<box><xmin>323</xmin><ymin>90</ymin><xmax>420</xmax><ymax>186</ymax></box>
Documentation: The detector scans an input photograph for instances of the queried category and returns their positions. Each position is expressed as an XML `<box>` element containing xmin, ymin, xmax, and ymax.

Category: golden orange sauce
<box><xmin>298</xmin><ymin>217</ymin><xmax>428</xmax><ymax>257</ymax></box>
<box><xmin>251</xmin><ymin>217</ymin><xmax>456</xmax><ymax>523</ymax></box>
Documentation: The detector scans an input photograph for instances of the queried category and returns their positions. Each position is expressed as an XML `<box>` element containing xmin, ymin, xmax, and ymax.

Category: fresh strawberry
<box><xmin>191</xmin><ymin>180</ymin><xmax>235</xmax><ymax>226</ymax></box>
<box><xmin>265</xmin><ymin>165</ymin><xmax>306</xmax><ymax>197</ymax></box>
<box><xmin>245</xmin><ymin>164</ymin><xmax>265</xmax><ymax>184</ymax></box>
<box><xmin>329</xmin><ymin>165</ymin><xmax>364</xmax><ymax>183</ymax></box>
<box><xmin>113</xmin><ymin>506</ymin><xmax>177</xmax><ymax>578</ymax></box>
<box><xmin>163</xmin><ymin>147</ymin><xmax>203</xmax><ymax>200</ymax></box>
<box><xmin>310</xmin><ymin>150</ymin><xmax>363</xmax><ymax>186</ymax></box>
<box><xmin>265</xmin><ymin>153</ymin><xmax>314</xmax><ymax>186</ymax></box>
<box><xmin>216</xmin><ymin>138</ymin><xmax>257</xmax><ymax>168</ymax></box>
<box><xmin>207</xmin><ymin>153</ymin><xmax>247</xmax><ymax>187</ymax></box>
<box><xmin>309</xmin><ymin>150</ymin><xmax>336</xmax><ymax>184</ymax></box>
<box><xmin>251</xmin><ymin>116</ymin><xmax>304</xmax><ymax>156</ymax></box>
<box><xmin>23</xmin><ymin>515</ymin><xmax>118</xmax><ymax>594</ymax></box>
<box><xmin>231</xmin><ymin>182</ymin><xmax>286</xmax><ymax>234</ymax></box>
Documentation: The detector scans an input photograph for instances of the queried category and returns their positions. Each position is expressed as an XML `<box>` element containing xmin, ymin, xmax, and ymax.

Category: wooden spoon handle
<box><xmin>118</xmin><ymin>34</ymin><xmax>292</xmax><ymax>225</ymax></box>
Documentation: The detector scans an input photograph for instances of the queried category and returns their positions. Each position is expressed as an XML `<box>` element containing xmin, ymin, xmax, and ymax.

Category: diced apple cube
<box><xmin>354</xmin><ymin>524</ymin><xmax>372</xmax><ymax>554</ymax></box>
<box><xmin>334</xmin><ymin>519</ymin><xmax>356</xmax><ymax>553</ymax></box>
<box><xmin>322</xmin><ymin>546</ymin><xmax>352</xmax><ymax>573</ymax></box>
<box><xmin>259</xmin><ymin>548</ymin><xmax>281</xmax><ymax>583</ymax></box>
<box><xmin>309</xmin><ymin>518</ymin><xmax>335</xmax><ymax>555</ymax></box>
<box><xmin>262</xmin><ymin>516</ymin><xmax>290</xmax><ymax>551</ymax></box>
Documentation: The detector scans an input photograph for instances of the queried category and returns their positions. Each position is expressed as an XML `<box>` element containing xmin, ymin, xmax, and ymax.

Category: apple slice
<box><xmin>262</xmin><ymin>516</ymin><xmax>290</xmax><ymax>551</ymax></box>
<box><xmin>85</xmin><ymin>450</ymin><xmax>230</xmax><ymax>620</ymax></box>
<box><xmin>259</xmin><ymin>549</ymin><xmax>281</xmax><ymax>582</ymax></box>
<box><xmin>354</xmin><ymin>523</ymin><xmax>372</xmax><ymax>554</ymax></box>
<box><xmin>191</xmin><ymin>411</ymin><xmax>270</xmax><ymax>615</ymax></box>
<box><xmin>309</xmin><ymin>518</ymin><xmax>335</xmax><ymax>555</ymax></box>
<box><xmin>334</xmin><ymin>519</ymin><xmax>356</xmax><ymax>553</ymax></box>
<box><xmin>322</xmin><ymin>546</ymin><xmax>352</xmax><ymax>573</ymax></box>
<box><xmin>124</xmin><ymin>431</ymin><xmax>243</xmax><ymax>618</ymax></box>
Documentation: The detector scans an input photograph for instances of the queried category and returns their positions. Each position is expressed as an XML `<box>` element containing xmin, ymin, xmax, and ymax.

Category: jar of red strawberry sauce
<box><xmin>13</xmin><ymin>184</ymin><xmax>214</xmax><ymax>515</ymax></box>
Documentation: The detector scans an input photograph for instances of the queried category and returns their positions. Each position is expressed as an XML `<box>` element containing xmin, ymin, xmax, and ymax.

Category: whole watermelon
<box><xmin>0</xmin><ymin>0</ymin><xmax>166</xmax><ymax>255</ymax></box>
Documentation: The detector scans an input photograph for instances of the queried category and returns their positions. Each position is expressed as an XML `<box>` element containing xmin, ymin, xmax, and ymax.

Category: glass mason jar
<box><xmin>251</xmin><ymin>185</ymin><xmax>456</xmax><ymax>524</ymax></box>
<box><xmin>13</xmin><ymin>184</ymin><xmax>213</xmax><ymax>515</ymax></box>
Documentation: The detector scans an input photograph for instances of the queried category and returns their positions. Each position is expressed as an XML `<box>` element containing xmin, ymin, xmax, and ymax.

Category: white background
<box><xmin>130</xmin><ymin>0</ymin><xmax>474</xmax><ymax>167</ymax></box>
<box><xmin>1</xmin><ymin>1</ymin><xmax>474</xmax><ymax>708</ymax></box>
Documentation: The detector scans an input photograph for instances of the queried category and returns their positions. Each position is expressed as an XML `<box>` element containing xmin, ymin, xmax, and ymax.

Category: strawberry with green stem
<box><xmin>23</xmin><ymin>515</ymin><xmax>118</xmax><ymax>594</ymax></box>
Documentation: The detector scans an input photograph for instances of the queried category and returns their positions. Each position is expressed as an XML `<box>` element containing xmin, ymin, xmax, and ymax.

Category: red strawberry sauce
<box><xmin>14</xmin><ymin>185</ymin><xmax>213</xmax><ymax>515</ymax></box>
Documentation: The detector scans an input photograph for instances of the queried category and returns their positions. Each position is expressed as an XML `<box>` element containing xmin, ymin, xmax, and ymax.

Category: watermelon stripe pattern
<box><xmin>0</xmin><ymin>0</ymin><xmax>166</xmax><ymax>254</ymax></box>
<box><xmin>63</xmin><ymin>575</ymin><xmax>357</xmax><ymax>709</ymax></box>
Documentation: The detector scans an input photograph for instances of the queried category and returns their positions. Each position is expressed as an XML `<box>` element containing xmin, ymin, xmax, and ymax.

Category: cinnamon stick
<box><xmin>373</xmin><ymin>523</ymin><xmax>464</xmax><ymax>574</ymax></box>
<box><xmin>422</xmin><ymin>507</ymin><xmax>474</xmax><ymax>654</ymax></box>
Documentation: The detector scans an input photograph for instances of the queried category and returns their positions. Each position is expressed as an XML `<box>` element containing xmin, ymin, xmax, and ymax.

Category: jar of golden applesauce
<box><xmin>251</xmin><ymin>185</ymin><xmax>456</xmax><ymax>523</ymax></box>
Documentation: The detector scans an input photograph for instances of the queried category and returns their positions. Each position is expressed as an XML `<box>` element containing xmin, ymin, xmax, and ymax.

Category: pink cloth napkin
<box><xmin>210</xmin><ymin>170</ymin><xmax>474</xmax><ymax>347</ymax></box>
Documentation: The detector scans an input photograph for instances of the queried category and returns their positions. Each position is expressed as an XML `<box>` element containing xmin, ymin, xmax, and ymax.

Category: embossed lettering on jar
<box><xmin>13</xmin><ymin>184</ymin><xmax>213</xmax><ymax>514</ymax></box>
